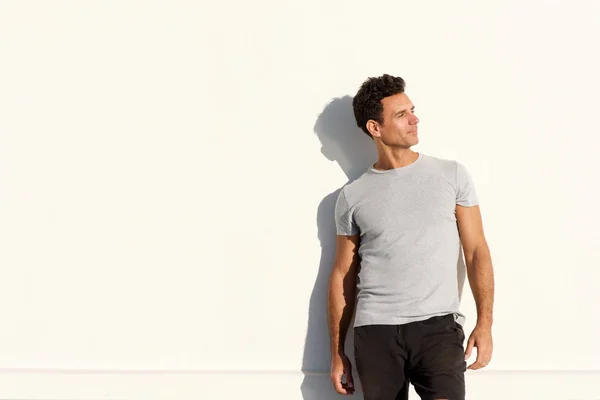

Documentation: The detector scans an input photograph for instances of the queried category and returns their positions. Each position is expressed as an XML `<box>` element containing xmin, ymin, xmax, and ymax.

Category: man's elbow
<box><xmin>464</xmin><ymin>240</ymin><xmax>491</xmax><ymax>268</ymax></box>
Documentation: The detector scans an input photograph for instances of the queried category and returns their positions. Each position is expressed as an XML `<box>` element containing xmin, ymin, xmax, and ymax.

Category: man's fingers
<box><xmin>331</xmin><ymin>373</ymin><xmax>347</xmax><ymax>394</ymax></box>
<box><xmin>480</xmin><ymin>349</ymin><xmax>492</xmax><ymax>368</ymax></box>
<box><xmin>464</xmin><ymin>337</ymin><xmax>475</xmax><ymax>360</ymax></box>
<box><xmin>465</xmin><ymin>328</ymin><xmax>493</xmax><ymax>370</ymax></box>
<box><xmin>468</xmin><ymin>359</ymin><xmax>489</xmax><ymax>370</ymax></box>
<box><xmin>331</xmin><ymin>371</ymin><xmax>355</xmax><ymax>395</ymax></box>
<box><xmin>468</xmin><ymin>350</ymin><xmax>483</xmax><ymax>370</ymax></box>
<box><xmin>468</xmin><ymin>361</ymin><xmax>483</xmax><ymax>370</ymax></box>
<box><xmin>344</xmin><ymin>366</ymin><xmax>354</xmax><ymax>389</ymax></box>
<box><xmin>342</xmin><ymin>359</ymin><xmax>355</xmax><ymax>393</ymax></box>
<box><xmin>330</xmin><ymin>356</ymin><xmax>355</xmax><ymax>395</ymax></box>
<box><xmin>467</xmin><ymin>349</ymin><xmax>491</xmax><ymax>370</ymax></box>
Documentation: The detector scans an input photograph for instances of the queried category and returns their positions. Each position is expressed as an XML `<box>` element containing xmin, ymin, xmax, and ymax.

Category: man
<box><xmin>327</xmin><ymin>74</ymin><xmax>494</xmax><ymax>400</ymax></box>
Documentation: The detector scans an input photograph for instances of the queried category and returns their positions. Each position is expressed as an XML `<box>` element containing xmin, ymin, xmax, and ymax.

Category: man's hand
<box><xmin>464</xmin><ymin>324</ymin><xmax>493</xmax><ymax>370</ymax></box>
<box><xmin>330</xmin><ymin>353</ymin><xmax>355</xmax><ymax>395</ymax></box>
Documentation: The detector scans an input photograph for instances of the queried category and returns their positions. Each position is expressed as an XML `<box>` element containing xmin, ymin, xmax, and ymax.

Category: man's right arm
<box><xmin>327</xmin><ymin>233</ymin><xmax>360</xmax><ymax>395</ymax></box>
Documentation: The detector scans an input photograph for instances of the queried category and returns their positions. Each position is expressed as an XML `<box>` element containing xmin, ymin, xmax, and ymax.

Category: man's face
<box><xmin>375</xmin><ymin>93</ymin><xmax>420</xmax><ymax>148</ymax></box>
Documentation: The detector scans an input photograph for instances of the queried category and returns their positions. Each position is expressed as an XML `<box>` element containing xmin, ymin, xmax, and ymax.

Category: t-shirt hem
<box><xmin>336</xmin><ymin>230</ymin><xmax>359</xmax><ymax>236</ymax></box>
<box><xmin>457</xmin><ymin>200</ymin><xmax>480</xmax><ymax>207</ymax></box>
<box><xmin>353</xmin><ymin>311</ymin><xmax>466</xmax><ymax>328</ymax></box>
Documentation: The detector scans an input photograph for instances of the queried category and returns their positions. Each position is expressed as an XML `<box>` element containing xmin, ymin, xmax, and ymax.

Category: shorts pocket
<box><xmin>454</xmin><ymin>322</ymin><xmax>466</xmax><ymax>343</ymax></box>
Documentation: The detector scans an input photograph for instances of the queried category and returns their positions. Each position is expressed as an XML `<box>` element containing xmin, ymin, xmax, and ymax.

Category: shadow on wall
<box><xmin>300</xmin><ymin>96</ymin><xmax>376</xmax><ymax>399</ymax></box>
<box><xmin>300</xmin><ymin>96</ymin><xmax>468</xmax><ymax>399</ymax></box>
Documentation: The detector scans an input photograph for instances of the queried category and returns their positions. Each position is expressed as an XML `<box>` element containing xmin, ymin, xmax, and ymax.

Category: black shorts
<box><xmin>354</xmin><ymin>314</ymin><xmax>467</xmax><ymax>400</ymax></box>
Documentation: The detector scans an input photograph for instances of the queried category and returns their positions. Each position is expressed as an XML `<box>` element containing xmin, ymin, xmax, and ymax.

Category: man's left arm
<box><xmin>456</xmin><ymin>204</ymin><xmax>495</xmax><ymax>370</ymax></box>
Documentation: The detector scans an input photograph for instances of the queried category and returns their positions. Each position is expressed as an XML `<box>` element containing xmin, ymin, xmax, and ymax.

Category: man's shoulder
<box><xmin>337</xmin><ymin>169</ymin><xmax>374</xmax><ymax>205</ymax></box>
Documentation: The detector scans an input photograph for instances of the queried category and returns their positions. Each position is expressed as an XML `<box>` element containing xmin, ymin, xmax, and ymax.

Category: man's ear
<box><xmin>366</xmin><ymin>120</ymin><xmax>381</xmax><ymax>138</ymax></box>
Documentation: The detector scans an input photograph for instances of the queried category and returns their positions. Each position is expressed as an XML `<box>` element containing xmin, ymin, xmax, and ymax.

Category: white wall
<box><xmin>1</xmin><ymin>1</ymin><xmax>599</xmax><ymax>399</ymax></box>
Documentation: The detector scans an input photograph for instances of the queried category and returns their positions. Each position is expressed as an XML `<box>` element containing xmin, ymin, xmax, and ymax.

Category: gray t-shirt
<box><xmin>334</xmin><ymin>152</ymin><xmax>479</xmax><ymax>328</ymax></box>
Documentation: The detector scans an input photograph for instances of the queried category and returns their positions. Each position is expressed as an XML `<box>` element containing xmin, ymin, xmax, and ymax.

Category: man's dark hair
<box><xmin>352</xmin><ymin>74</ymin><xmax>406</xmax><ymax>138</ymax></box>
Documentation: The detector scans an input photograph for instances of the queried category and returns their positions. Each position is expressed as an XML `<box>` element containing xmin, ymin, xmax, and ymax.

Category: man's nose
<box><xmin>409</xmin><ymin>113</ymin><xmax>419</xmax><ymax>124</ymax></box>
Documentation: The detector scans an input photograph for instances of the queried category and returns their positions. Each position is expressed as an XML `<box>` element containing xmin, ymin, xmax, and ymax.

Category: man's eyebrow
<box><xmin>395</xmin><ymin>106</ymin><xmax>415</xmax><ymax>115</ymax></box>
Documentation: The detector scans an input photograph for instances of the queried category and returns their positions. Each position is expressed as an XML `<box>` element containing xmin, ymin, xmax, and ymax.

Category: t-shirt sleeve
<box><xmin>334</xmin><ymin>188</ymin><xmax>359</xmax><ymax>236</ymax></box>
<box><xmin>455</xmin><ymin>161</ymin><xmax>479</xmax><ymax>207</ymax></box>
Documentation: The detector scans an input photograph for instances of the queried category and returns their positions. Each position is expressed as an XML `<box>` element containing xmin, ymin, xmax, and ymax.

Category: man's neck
<box><xmin>373</xmin><ymin>150</ymin><xmax>419</xmax><ymax>171</ymax></box>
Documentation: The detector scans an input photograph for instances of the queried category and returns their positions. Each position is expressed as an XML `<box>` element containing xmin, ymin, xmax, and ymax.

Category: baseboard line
<box><xmin>0</xmin><ymin>368</ymin><xmax>599</xmax><ymax>375</ymax></box>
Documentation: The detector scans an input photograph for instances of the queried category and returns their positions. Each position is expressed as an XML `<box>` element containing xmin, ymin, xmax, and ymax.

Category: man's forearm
<box><xmin>465</xmin><ymin>243</ymin><xmax>495</xmax><ymax>326</ymax></box>
<box><xmin>327</xmin><ymin>269</ymin><xmax>356</xmax><ymax>357</ymax></box>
